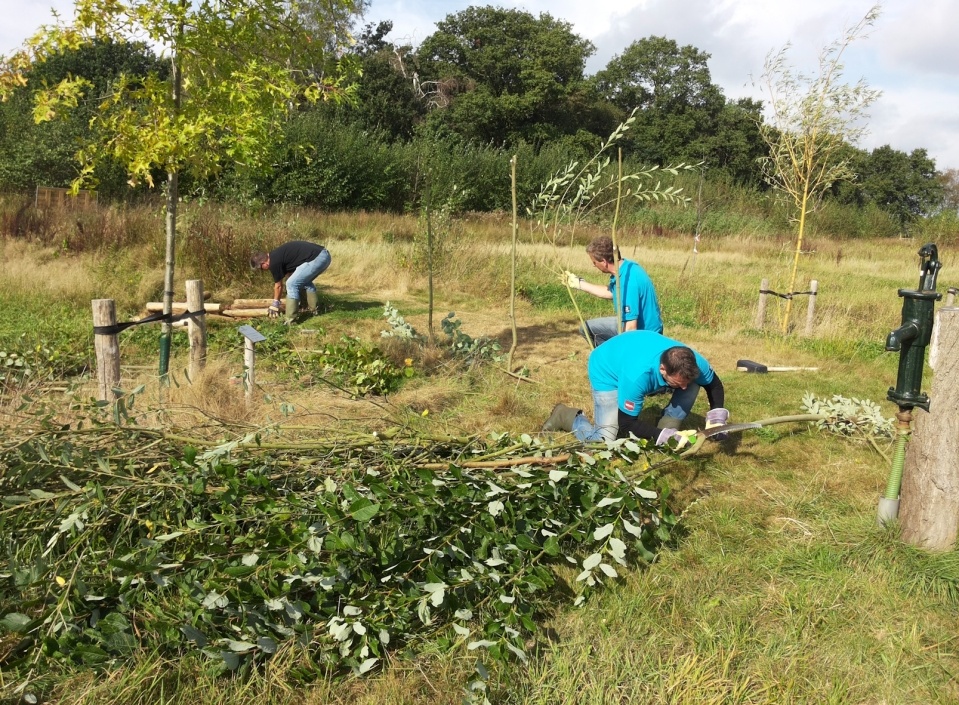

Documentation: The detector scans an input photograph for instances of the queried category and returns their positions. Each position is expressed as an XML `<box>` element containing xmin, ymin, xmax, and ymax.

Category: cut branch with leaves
<box><xmin>527</xmin><ymin>109</ymin><xmax>696</xmax><ymax>346</ymax></box>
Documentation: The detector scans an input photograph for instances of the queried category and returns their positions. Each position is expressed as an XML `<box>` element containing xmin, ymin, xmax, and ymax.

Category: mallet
<box><xmin>736</xmin><ymin>359</ymin><xmax>819</xmax><ymax>373</ymax></box>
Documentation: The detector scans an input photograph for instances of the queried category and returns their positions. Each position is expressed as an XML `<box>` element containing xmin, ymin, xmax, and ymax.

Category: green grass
<box><xmin>1</xmin><ymin>207</ymin><xmax>957</xmax><ymax>705</ymax></box>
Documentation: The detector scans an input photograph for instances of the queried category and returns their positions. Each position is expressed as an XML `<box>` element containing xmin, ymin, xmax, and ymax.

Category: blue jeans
<box><xmin>572</xmin><ymin>384</ymin><xmax>703</xmax><ymax>442</ymax></box>
<box><xmin>572</xmin><ymin>389</ymin><xmax>619</xmax><ymax>442</ymax></box>
<box><xmin>655</xmin><ymin>383</ymin><xmax>701</xmax><ymax>428</ymax></box>
<box><xmin>581</xmin><ymin>316</ymin><xmax>619</xmax><ymax>346</ymax></box>
<box><xmin>285</xmin><ymin>249</ymin><xmax>331</xmax><ymax>300</ymax></box>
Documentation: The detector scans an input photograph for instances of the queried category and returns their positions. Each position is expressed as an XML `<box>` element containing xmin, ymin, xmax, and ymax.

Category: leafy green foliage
<box><xmin>380</xmin><ymin>301</ymin><xmax>420</xmax><ymax>340</ymax></box>
<box><xmin>0</xmin><ymin>300</ymin><xmax>92</xmax><ymax>386</ymax></box>
<box><xmin>842</xmin><ymin>145</ymin><xmax>945</xmax><ymax>228</ymax></box>
<box><xmin>380</xmin><ymin>303</ymin><xmax>502</xmax><ymax>368</ymax></box>
<box><xmin>0</xmin><ymin>341</ymin><xmax>86</xmax><ymax>388</ymax></box>
<box><xmin>264</xmin><ymin>334</ymin><xmax>404</xmax><ymax>397</ymax></box>
<box><xmin>800</xmin><ymin>393</ymin><xmax>894</xmax><ymax>438</ymax></box>
<box><xmin>315</xmin><ymin>336</ymin><xmax>405</xmax><ymax>396</ymax></box>
<box><xmin>529</xmin><ymin>110</ymin><xmax>694</xmax><ymax>246</ymax></box>
<box><xmin>0</xmin><ymin>39</ymin><xmax>165</xmax><ymax>196</ymax></box>
<box><xmin>593</xmin><ymin>37</ymin><xmax>726</xmax><ymax>168</ymax></box>
<box><xmin>0</xmin><ymin>415</ymin><xmax>677</xmax><ymax>695</ymax></box>
<box><xmin>415</xmin><ymin>6</ymin><xmax>596</xmax><ymax>145</ymax></box>
<box><xmin>440</xmin><ymin>313</ymin><xmax>502</xmax><ymax>364</ymax></box>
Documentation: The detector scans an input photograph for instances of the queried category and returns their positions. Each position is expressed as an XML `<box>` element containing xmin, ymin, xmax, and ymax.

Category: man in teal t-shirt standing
<box><xmin>541</xmin><ymin>330</ymin><xmax>731</xmax><ymax>444</ymax></box>
<box><xmin>561</xmin><ymin>235</ymin><xmax>662</xmax><ymax>346</ymax></box>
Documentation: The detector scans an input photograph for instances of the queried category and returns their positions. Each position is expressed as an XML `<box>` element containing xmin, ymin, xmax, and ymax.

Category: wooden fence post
<box><xmin>92</xmin><ymin>299</ymin><xmax>121</xmax><ymax>402</ymax></box>
<box><xmin>946</xmin><ymin>287</ymin><xmax>957</xmax><ymax>307</ymax></box>
<box><xmin>755</xmin><ymin>278</ymin><xmax>769</xmax><ymax>330</ymax></box>
<box><xmin>186</xmin><ymin>279</ymin><xmax>207</xmax><ymax>380</ymax></box>
<box><xmin>244</xmin><ymin>338</ymin><xmax>256</xmax><ymax>404</ymax></box>
<box><xmin>804</xmin><ymin>279</ymin><xmax>818</xmax><ymax>337</ymax></box>
<box><xmin>900</xmin><ymin>307</ymin><xmax>959</xmax><ymax>550</ymax></box>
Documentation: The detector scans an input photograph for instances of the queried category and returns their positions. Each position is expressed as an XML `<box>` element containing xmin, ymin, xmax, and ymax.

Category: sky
<box><xmin>5</xmin><ymin>0</ymin><xmax>958</xmax><ymax>170</ymax></box>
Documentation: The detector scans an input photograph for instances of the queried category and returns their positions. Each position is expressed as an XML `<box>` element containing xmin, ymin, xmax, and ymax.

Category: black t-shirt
<box><xmin>268</xmin><ymin>241</ymin><xmax>326</xmax><ymax>282</ymax></box>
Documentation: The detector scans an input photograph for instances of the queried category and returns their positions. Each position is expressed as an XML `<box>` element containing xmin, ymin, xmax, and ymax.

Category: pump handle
<box><xmin>917</xmin><ymin>243</ymin><xmax>942</xmax><ymax>292</ymax></box>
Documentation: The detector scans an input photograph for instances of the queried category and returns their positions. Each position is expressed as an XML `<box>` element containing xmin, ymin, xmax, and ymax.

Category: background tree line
<box><xmin>0</xmin><ymin>5</ymin><xmax>953</xmax><ymax>237</ymax></box>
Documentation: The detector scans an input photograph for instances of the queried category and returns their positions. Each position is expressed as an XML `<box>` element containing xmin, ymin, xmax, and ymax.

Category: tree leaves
<box><xmin>1</xmin><ymin>424</ymin><xmax>676</xmax><ymax>689</ymax></box>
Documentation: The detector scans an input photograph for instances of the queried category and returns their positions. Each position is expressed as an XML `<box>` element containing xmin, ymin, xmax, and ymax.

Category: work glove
<box><xmin>705</xmin><ymin>407</ymin><xmax>730</xmax><ymax>440</ymax></box>
<box><xmin>655</xmin><ymin>428</ymin><xmax>698</xmax><ymax>449</ymax></box>
<box><xmin>561</xmin><ymin>270</ymin><xmax>582</xmax><ymax>289</ymax></box>
<box><xmin>267</xmin><ymin>300</ymin><xmax>282</xmax><ymax>319</ymax></box>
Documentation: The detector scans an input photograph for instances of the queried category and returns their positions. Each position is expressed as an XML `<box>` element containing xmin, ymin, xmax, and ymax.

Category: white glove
<box><xmin>655</xmin><ymin>428</ymin><xmax>698</xmax><ymax>449</ymax></box>
<box><xmin>705</xmin><ymin>408</ymin><xmax>730</xmax><ymax>440</ymax></box>
<box><xmin>561</xmin><ymin>270</ymin><xmax>582</xmax><ymax>289</ymax></box>
<box><xmin>267</xmin><ymin>300</ymin><xmax>282</xmax><ymax>318</ymax></box>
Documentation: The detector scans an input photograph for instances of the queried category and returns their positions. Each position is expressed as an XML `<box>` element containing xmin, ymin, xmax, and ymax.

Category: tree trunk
<box><xmin>159</xmin><ymin>27</ymin><xmax>183</xmax><ymax>384</ymax></box>
<box><xmin>900</xmin><ymin>307</ymin><xmax>959</xmax><ymax>550</ymax></box>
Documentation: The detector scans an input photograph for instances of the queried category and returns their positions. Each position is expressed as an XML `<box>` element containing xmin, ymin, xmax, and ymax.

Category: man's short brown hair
<box><xmin>585</xmin><ymin>235</ymin><xmax>621</xmax><ymax>265</ymax></box>
<box><xmin>660</xmin><ymin>346</ymin><xmax>699</xmax><ymax>383</ymax></box>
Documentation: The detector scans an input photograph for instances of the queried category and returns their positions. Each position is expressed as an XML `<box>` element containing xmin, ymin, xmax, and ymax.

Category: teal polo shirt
<box><xmin>587</xmin><ymin>330</ymin><xmax>714</xmax><ymax>416</ymax></box>
<box><xmin>609</xmin><ymin>259</ymin><xmax>663</xmax><ymax>333</ymax></box>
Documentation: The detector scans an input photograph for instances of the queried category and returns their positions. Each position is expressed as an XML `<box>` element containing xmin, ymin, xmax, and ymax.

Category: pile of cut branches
<box><xmin>0</xmin><ymin>407</ymin><xmax>677</xmax><ymax>699</ymax></box>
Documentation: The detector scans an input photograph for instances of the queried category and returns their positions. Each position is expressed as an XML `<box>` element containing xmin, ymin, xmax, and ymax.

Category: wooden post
<box><xmin>803</xmin><ymin>279</ymin><xmax>818</xmax><ymax>337</ymax></box>
<box><xmin>185</xmin><ymin>279</ymin><xmax>207</xmax><ymax>380</ymax></box>
<box><xmin>946</xmin><ymin>287</ymin><xmax>957</xmax><ymax>307</ymax></box>
<box><xmin>92</xmin><ymin>299</ymin><xmax>121</xmax><ymax>402</ymax></box>
<box><xmin>755</xmin><ymin>278</ymin><xmax>769</xmax><ymax>330</ymax></box>
<box><xmin>900</xmin><ymin>307</ymin><xmax>959</xmax><ymax>550</ymax></box>
<box><xmin>244</xmin><ymin>338</ymin><xmax>255</xmax><ymax>403</ymax></box>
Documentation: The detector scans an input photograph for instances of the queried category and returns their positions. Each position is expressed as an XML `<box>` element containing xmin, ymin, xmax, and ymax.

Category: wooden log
<box><xmin>92</xmin><ymin>299</ymin><xmax>121</xmax><ymax>402</ymax></box>
<box><xmin>186</xmin><ymin>280</ymin><xmax>207</xmax><ymax>379</ymax></box>
<box><xmin>230</xmin><ymin>298</ymin><xmax>274</xmax><ymax>309</ymax></box>
<box><xmin>900</xmin><ymin>307</ymin><xmax>959</xmax><ymax>550</ymax></box>
<box><xmin>222</xmin><ymin>308</ymin><xmax>270</xmax><ymax>318</ymax></box>
<box><xmin>146</xmin><ymin>302</ymin><xmax>223</xmax><ymax>314</ymax></box>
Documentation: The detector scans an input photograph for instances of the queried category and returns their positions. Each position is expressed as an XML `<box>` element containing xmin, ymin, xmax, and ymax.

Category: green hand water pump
<box><xmin>878</xmin><ymin>243</ymin><xmax>943</xmax><ymax>524</ymax></box>
<box><xmin>885</xmin><ymin>243</ymin><xmax>942</xmax><ymax>410</ymax></box>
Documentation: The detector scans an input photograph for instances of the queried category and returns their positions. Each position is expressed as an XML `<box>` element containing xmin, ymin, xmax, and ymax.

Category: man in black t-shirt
<box><xmin>250</xmin><ymin>241</ymin><xmax>331</xmax><ymax>323</ymax></box>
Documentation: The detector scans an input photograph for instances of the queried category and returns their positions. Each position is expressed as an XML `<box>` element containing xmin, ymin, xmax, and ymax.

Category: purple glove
<box><xmin>267</xmin><ymin>300</ymin><xmax>282</xmax><ymax>318</ymax></box>
<box><xmin>705</xmin><ymin>408</ymin><xmax>730</xmax><ymax>440</ymax></box>
<box><xmin>655</xmin><ymin>428</ymin><xmax>697</xmax><ymax>449</ymax></box>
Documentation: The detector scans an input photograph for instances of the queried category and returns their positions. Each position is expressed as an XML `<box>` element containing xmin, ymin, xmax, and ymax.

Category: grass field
<box><xmin>1</xmin><ymin>205</ymin><xmax>957</xmax><ymax>704</ymax></box>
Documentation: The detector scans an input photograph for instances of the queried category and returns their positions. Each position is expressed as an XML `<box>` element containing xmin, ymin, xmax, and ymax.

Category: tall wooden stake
<box><xmin>756</xmin><ymin>278</ymin><xmax>770</xmax><ymax>330</ymax></box>
<box><xmin>244</xmin><ymin>338</ymin><xmax>256</xmax><ymax>404</ymax></box>
<box><xmin>804</xmin><ymin>279</ymin><xmax>819</xmax><ymax>336</ymax></box>
<box><xmin>186</xmin><ymin>279</ymin><xmax>207</xmax><ymax>380</ymax></box>
<box><xmin>506</xmin><ymin>155</ymin><xmax>519</xmax><ymax>373</ymax></box>
<box><xmin>425</xmin><ymin>171</ymin><xmax>435</xmax><ymax>344</ymax></box>
<box><xmin>92</xmin><ymin>299</ymin><xmax>121</xmax><ymax>402</ymax></box>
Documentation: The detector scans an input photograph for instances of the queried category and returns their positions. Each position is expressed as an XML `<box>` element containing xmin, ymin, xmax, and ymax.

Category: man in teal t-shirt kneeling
<box><xmin>541</xmin><ymin>330</ymin><xmax>730</xmax><ymax>445</ymax></box>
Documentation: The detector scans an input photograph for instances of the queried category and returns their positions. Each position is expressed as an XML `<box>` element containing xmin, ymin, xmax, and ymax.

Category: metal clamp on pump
<box><xmin>885</xmin><ymin>243</ymin><xmax>942</xmax><ymax>412</ymax></box>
